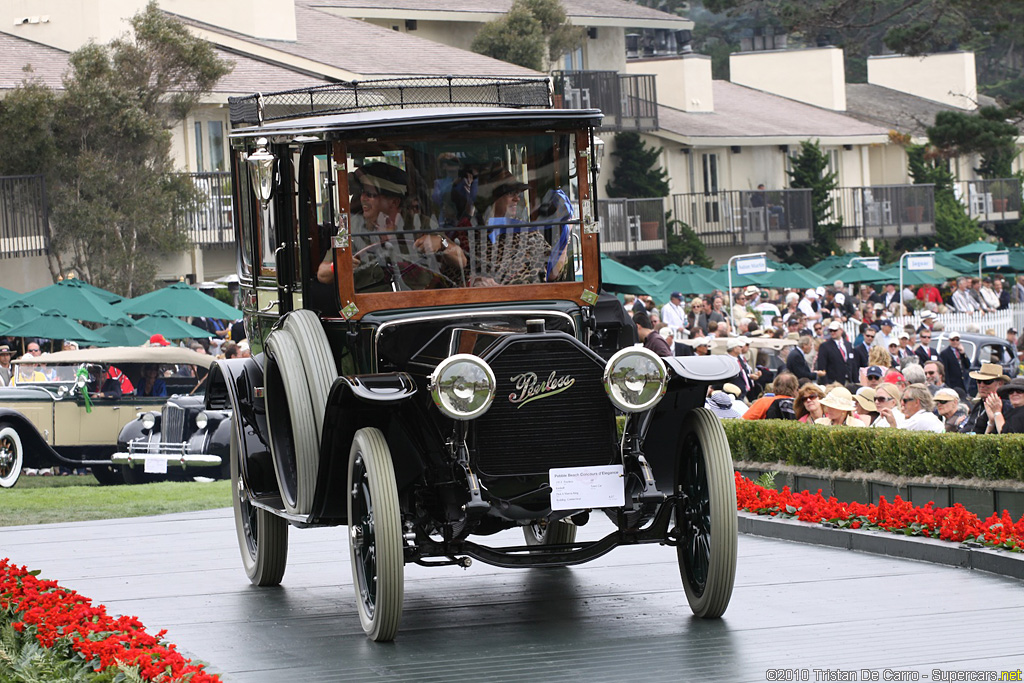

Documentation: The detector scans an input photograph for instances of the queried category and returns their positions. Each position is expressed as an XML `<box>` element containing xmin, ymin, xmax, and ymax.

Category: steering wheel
<box><xmin>353</xmin><ymin>237</ymin><xmax>461</xmax><ymax>290</ymax></box>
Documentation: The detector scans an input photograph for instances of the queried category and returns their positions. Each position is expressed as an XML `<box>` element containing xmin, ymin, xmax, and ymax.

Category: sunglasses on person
<box><xmin>935</xmin><ymin>399</ymin><xmax>954</xmax><ymax>404</ymax></box>
<box><xmin>1007</xmin><ymin>389</ymin><xmax>1024</xmax><ymax>395</ymax></box>
<box><xmin>874</xmin><ymin>396</ymin><xmax>894</xmax><ymax>403</ymax></box>
<box><xmin>864</xmin><ymin>334</ymin><xmax>876</xmax><ymax>339</ymax></box>
<box><xmin>867</xmin><ymin>374</ymin><xmax>882</xmax><ymax>380</ymax></box>
<box><xmin>900</xmin><ymin>397</ymin><xmax>916</xmax><ymax>404</ymax></box>
<box><xmin>978</xmin><ymin>378</ymin><xmax>999</xmax><ymax>385</ymax></box>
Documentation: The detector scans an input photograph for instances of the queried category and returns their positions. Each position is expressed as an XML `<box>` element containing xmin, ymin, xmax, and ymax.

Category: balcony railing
<box><xmin>551</xmin><ymin>71</ymin><xmax>658</xmax><ymax>132</ymax></box>
<box><xmin>670</xmin><ymin>189</ymin><xmax>813</xmax><ymax>249</ymax></box>
<box><xmin>831</xmin><ymin>184</ymin><xmax>935</xmax><ymax>241</ymax></box>
<box><xmin>596</xmin><ymin>198</ymin><xmax>667</xmax><ymax>255</ymax></box>
<box><xmin>180</xmin><ymin>172</ymin><xmax>234</xmax><ymax>247</ymax></box>
<box><xmin>958</xmin><ymin>178</ymin><xmax>1021</xmax><ymax>223</ymax></box>
<box><xmin>0</xmin><ymin>174</ymin><xmax>49</xmax><ymax>259</ymax></box>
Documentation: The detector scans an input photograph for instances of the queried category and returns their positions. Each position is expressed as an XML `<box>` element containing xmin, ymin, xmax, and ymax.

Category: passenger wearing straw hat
<box><xmin>959</xmin><ymin>362</ymin><xmax>1010</xmax><ymax>434</ymax></box>
<box><xmin>814</xmin><ymin>387</ymin><xmax>866</xmax><ymax>427</ymax></box>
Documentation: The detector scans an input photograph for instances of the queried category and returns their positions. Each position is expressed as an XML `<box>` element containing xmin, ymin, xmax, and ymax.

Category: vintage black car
<box><xmin>115</xmin><ymin>393</ymin><xmax>231</xmax><ymax>484</ymax></box>
<box><xmin>0</xmin><ymin>346</ymin><xmax>220</xmax><ymax>487</ymax></box>
<box><xmin>210</xmin><ymin>77</ymin><xmax>740</xmax><ymax>642</ymax></box>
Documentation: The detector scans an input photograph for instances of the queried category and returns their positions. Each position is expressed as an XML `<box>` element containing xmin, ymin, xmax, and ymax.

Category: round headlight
<box><xmin>195</xmin><ymin>411</ymin><xmax>209</xmax><ymax>431</ymax></box>
<box><xmin>603</xmin><ymin>347</ymin><xmax>667</xmax><ymax>413</ymax></box>
<box><xmin>428</xmin><ymin>354</ymin><xmax>496</xmax><ymax>420</ymax></box>
<box><xmin>141</xmin><ymin>413</ymin><xmax>156</xmax><ymax>431</ymax></box>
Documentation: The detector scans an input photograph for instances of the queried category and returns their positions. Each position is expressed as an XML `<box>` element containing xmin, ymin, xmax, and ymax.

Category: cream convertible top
<box><xmin>12</xmin><ymin>346</ymin><xmax>215</xmax><ymax>369</ymax></box>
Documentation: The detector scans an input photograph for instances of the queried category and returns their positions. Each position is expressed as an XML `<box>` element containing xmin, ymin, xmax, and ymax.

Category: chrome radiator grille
<box><xmin>472</xmin><ymin>336</ymin><xmax>616</xmax><ymax>477</ymax></box>
<box><xmin>162</xmin><ymin>404</ymin><xmax>186</xmax><ymax>444</ymax></box>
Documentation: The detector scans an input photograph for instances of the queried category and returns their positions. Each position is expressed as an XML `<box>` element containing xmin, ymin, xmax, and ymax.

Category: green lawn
<box><xmin>0</xmin><ymin>475</ymin><xmax>231</xmax><ymax>526</ymax></box>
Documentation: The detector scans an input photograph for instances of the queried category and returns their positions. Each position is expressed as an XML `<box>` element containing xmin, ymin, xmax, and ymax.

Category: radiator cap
<box><xmin>526</xmin><ymin>319</ymin><xmax>545</xmax><ymax>334</ymax></box>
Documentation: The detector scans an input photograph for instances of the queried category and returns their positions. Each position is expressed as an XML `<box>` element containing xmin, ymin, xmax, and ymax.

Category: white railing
<box><xmin>843</xmin><ymin>305</ymin><xmax>1022</xmax><ymax>342</ymax></box>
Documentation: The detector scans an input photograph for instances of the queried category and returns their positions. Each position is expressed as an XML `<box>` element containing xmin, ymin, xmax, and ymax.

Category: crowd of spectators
<box><xmin>622</xmin><ymin>273</ymin><xmax>1024</xmax><ymax>436</ymax></box>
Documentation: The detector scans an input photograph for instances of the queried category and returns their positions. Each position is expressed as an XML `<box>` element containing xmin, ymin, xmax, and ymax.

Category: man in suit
<box><xmin>816</xmin><ymin>320</ymin><xmax>854</xmax><ymax>385</ymax></box>
<box><xmin>914</xmin><ymin>328</ymin><xmax>939</xmax><ymax>365</ymax></box>
<box><xmin>785</xmin><ymin>335</ymin><xmax>818</xmax><ymax>380</ymax></box>
<box><xmin>939</xmin><ymin>331</ymin><xmax>971</xmax><ymax>394</ymax></box>
<box><xmin>853</xmin><ymin>325</ymin><xmax>875</xmax><ymax>374</ymax></box>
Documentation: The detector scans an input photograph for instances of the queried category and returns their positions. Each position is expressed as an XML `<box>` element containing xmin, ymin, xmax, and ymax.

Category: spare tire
<box><xmin>264</xmin><ymin>328</ymin><xmax>320</xmax><ymax>515</ymax></box>
<box><xmin>281</xmin><ymin>309</ymin><xmax>338</xmax><ymax>439</ymax></box>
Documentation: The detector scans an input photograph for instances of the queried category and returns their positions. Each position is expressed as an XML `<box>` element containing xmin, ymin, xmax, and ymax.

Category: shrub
<box><xmin>723</xmin><ymin>420</ymin><xmax>1024</xmax><ymax>482</ymax></box>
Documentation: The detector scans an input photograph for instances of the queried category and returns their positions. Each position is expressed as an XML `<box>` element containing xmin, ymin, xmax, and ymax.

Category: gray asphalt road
<box><xmin>2</xmin><ymin>508</ymin><xmax>1022</xmax><ymax>682</ymax></box>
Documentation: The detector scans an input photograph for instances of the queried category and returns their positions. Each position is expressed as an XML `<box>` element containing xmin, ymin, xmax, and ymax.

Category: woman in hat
<box><xmin>988</xmin><ymin>377</ymin><xmax>1024</xmax><ymax>434</ymax></box>
<box><xmin>853</xmin><ymin>386</ymin><xmax>879</xmax><ymax>425</ymax></box>
<box><xmin>814</xmin><ymin>387</ymin><xmax>865</xmax><ymax>427</ymax></box>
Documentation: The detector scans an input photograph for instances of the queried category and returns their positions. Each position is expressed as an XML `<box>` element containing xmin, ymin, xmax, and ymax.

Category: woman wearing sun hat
<box><xmin>988</xmin><ymin>376</ymin><xmax>1024</xmax><ymax>434</ymax></box>
<box><xmin>814</xmin><ymin>386</ymin><xmax>866</xmax><ymax>427</ymax></box>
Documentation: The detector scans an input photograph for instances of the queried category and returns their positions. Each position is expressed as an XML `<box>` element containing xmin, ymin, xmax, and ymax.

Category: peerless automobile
<box><xmin>0</xmin><ymin>346</ymin><xmax>222</xmax><ymax>487</ymax></box>
<box><xmin>210</xmin><ymin>76</ymin><xmax>741</xmax><ymax>642</ymax></box>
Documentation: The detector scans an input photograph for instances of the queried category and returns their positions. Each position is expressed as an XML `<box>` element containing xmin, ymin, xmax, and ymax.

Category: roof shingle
<box><xmin>0</xmin><ymin>32</ymin><xmax>69</xmax><ymax>90</ymax></box>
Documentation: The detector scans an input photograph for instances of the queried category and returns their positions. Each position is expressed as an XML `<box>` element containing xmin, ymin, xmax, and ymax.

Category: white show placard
<box><xmin>735</xmin><ymin>256</ymin><xmax>767</xmax><ymax>276</ymax></box>
<box><xmin>985</xmin><ymin>252</ymin><xmax>1009</xmax><ymax>267</ymax></box>
<box><xmin>549</xmin><ymin>465</ymin><xmax>625</xmax><ymax>511</ymax></box>
<box><xmin>144</xmin><ymin>458</ymin><xmax>168</xmax><ymax>474</ymax></box>
<box><xmin>862</xmin><ymin>258</ymin><xmax>880</xmax><ymax>271</ymax></box>
<box><xmin>906</xmin><ymin>255</ymin><xmax>934</xmax><ymax>271</ymax></box>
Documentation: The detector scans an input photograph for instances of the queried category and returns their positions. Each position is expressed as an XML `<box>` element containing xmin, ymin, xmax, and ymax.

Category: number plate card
<box><xmin>144</xmin><ymin>458</ymin><xmax>168</xmax><ymax>474</ymax></box>
<box><xmin>549</xmin><ymin>465</ymin><xmax>625</xmax><ymax>511</ymax></box>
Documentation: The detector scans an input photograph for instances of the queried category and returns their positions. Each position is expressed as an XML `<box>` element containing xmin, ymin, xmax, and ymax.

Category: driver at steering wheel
<box><xmin>317</xmin><ymin>162</ymin><xmax>467</xmax><ymax>291</ymax></box>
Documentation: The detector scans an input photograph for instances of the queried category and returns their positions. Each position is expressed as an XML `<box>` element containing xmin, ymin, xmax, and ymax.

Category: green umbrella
<box><xmin>19</xmin><ymin>278</ymin><xmax>125</xmax><ymax>324</ymax></box>
<box><xmin>599</xmin><ymin>254</ymin><xmax>663</xmax><ymax>296</ymax></box>
<box><xmin>932</xmin><ymin>249</ymin><xmax>976</xmax><ymax>275</ymax></box>
<box><xmin>93</xmin><ymin>317</ymin><xmax>153</xmax><ymax>347</ymax></box>
<box><xmin>0</xmin><ymin>285</ymin><xmax>19</xmax><ymax>308</ymax></box>
<box><xmin>2</xmin><ymin>309</ymin><xmax>106</xmax><ymax>344</ymax></box>
<box><xmin>650</xmin><ymin>267</ymin><xmax>719</xmax><ymax>296</ymax></box>
<box><xmin>134</xmin><ymin>310</ymin><xmax>215</xmax><ymax>341</ymax></box>
<box><xmin>117</xmin><ymin>281</ymin><xmax>242</xmax><ymax>319</ymax></box>
<box><xmin>879</xmin><ymin>263</ymin><xmax>961</xmax><ymax>286</ymax></box>
<box><xmin>950</xmin><ymin>241</ymin><xmax>1000</xmax><ymax>257</ymax></box>
<box><xmin>0</xmin><ymin>301</ymin><xmax>45</xmax><ymax>333</ymax></box>
<box><xmin>759</xmin><ymin>268</ymin><xmax>826</xmax><ymax>290</ymax></box>
<box><xmin>831</xmin><ymin>264</ymin><xmax>897</xmax><ymax>284</ymax></box>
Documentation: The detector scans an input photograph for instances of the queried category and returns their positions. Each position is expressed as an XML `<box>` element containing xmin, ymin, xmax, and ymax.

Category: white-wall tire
<box><xmin>231</xmin><ymin>421</ymin><xmax>288</xmax><ymax>586</ymax></box>
<box><xmin>676</xmin><ymin>407</ymin><xmax>737</xmax><ymax>619</ymax></box>
<box><xmin>347</xmin><ymin>428</ymin><xmax>404</xmax><ymax>642</ymax></box>
<box><xmin>264</xmin><ymin>328</ymin><xmax>320</xmax><ymax>514</ymax></box>
<box><xmin>0</xmin><ymin>425</ymin><xmax>24</xmax><ymax>489</ymax></box>
<box><xmin>281</xmin><ymin>309</ymin><xmax>338</xmax><ymax>438</ymax></box>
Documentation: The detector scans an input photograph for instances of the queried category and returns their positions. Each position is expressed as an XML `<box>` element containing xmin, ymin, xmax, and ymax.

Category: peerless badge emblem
<box><xmin>508</xmin><ymin>371</ymin><xmax>575</xmax><ymax>408</ymax></box>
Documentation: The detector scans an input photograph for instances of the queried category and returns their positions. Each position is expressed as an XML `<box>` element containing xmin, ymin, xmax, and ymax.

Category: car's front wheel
<box><xmin>675</xmin><ymin>407</ymin><xmax>737</xmax><ymax>619</ymax></box>
<box><xmin>231</xmin><ymin>421</ymin><xmax>288</xmax><ymax>586</ymax></box>
<box><xmin>348</xmin><ymin>428</ymin><xmax>404</xmax><ymax>642</ymax></box>
<box><xmin>523</xmin><ymin>520</ymin><xmax>577</xmax><ymax>547</ymax></box>
<box><xmin>0</xmin><ymin>424</ymin><xmax>24</xmax><ymax>489</ymax></box>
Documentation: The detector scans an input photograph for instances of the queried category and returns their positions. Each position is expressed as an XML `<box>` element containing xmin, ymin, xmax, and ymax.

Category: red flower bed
<box><xmin>735</xmin><ymin>472</ymin><xmax>1024</xmax><ymax>552</ymax></box>
<box><xmin>0</xmin><ymin>558</ymin><xmax>219</xmax><ymax>681</ymax></box>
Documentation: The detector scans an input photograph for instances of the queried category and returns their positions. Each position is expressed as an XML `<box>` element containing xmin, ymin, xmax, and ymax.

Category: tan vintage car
<box><xmin>0</xmin><ymin>346</ymin><xmax>216</xmax><ymax>488</ymax></box>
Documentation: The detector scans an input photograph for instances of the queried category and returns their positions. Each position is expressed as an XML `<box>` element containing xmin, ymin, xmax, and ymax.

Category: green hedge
<box><xmin>722</xmin><ymin>420</ymin><xmax>1024</xmax><ymax>483</ymax></box>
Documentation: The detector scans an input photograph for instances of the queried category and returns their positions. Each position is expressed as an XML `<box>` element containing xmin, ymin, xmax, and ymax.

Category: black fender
<box><xmin>117</xmin><ymin>410</ymin><xmax>159</xmax><ymax>451</ymax></box>
<box><xmin>636</xmin><ymin>355</ymin><xmax>741</xmax><ymax>495</ymax></box>
<box><xmin>311</xmin><ymin>373</ymin><xmax>419</xmax><ymax>524</ymax></box>
<box><xmin>0</xmin><ymin>407</ymin><xmax>67</xmax><ymax>469</ymax></box>
<box><xmin>206</xmin><ymin>356</ymin><xmax>277</xmax><ymax>497</ymax></box>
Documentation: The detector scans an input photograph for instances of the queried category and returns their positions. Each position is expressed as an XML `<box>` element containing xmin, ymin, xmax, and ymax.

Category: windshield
<box><xmin>316</xmin><ymin>128</ymin><xmax>595</xmax><ymax>315</ymax></box>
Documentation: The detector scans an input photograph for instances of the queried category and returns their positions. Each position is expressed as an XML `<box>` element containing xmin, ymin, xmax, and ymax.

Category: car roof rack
<box><xmin>228</xmin><ymin>76</ymin><xmax>552</xmax><ymax>126</ymax></box>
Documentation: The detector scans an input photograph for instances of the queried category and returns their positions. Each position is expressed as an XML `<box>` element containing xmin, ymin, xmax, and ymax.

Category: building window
<box><xmin>194</xmin><ymin>118</ymin><xmax>227</xmax><ymax>172</ymax></box>
<box><xmin>826</xmin><ymin>148</ymin><xmax>840</xmax><ymax>183</ymax></box>
<box><xmin>563</xmin><ymin>46</ymin><xmax>583</xmax><ymax>71</ymax></box>
<box><xmin>702</xmin><ymin>153</ymin><xmax>719</xmax><ymax>194</ymax></box>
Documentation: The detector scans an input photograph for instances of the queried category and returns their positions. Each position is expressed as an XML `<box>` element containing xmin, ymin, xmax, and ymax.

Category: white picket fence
<box><xmin>842</xmin><ymin>304</ymin><xmax>1024</xmax><ymax>341</ymax></box>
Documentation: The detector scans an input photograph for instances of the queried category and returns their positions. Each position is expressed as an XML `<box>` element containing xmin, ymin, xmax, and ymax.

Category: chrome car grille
<box><xmin>162</xmin><ymin>404</ymin><xmax>186</xmax><ymax>444</ymax></box>
<box><xmin>472</xmin><ymin>336</ymin><xmax>616</xmax><ymax>477</ymax></box>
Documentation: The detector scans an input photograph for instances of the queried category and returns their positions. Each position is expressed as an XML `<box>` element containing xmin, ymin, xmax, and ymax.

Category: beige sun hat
<box><xmin>820</xmin><ymin>386</ymin><xmax>856</xmax><ymax>412</ymax></box>
<box><xmin>969</xmin><ymin>362</ymin><xmax>1010</xmax><ymax>382</ymax></box>
<box><xmin>853</xmin><ymin>386</ymin><xmax>876</xmax><ymax>413</ymax></box>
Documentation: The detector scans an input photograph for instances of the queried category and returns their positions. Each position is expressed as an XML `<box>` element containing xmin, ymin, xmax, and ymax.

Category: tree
<box><xmin>604</xmin><ymin>132</ymin><xmax>670</xmax><ymax>199</ymax></box>
<box><xmin>0</xmin><ymin>2</ymin><xmax>230</xmax><ymax>296</ymax></box>
<box><xmin>471</xmin><ymin>0</ymin><xmax>584</xmax><ymax>71</ymax></box>
<box><xmin>927</xmin><ymin>104</ymin><xmax>1023</xmax><ymax>179</ymax></box>
<box><xmin>903</xmin><ymin>144</ymin><xmax>983</xmax><ymax>251</ymax></box>
<box><xmin>780</xmin><ymin>140</ymin><xmax>842</xmax><ymax>265</ymax></box>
